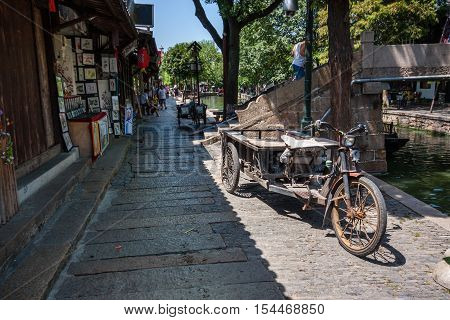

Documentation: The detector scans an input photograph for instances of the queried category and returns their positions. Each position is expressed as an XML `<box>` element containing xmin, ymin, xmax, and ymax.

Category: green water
<box><xmin>201</xmin><ymin>95</ymin><xmax>224</xmax><ymax>111</ymax></box>
<box><xmin>379</xmin><ymin>127</ymin><xmax>450</xmax><ymax>215</ymax></box>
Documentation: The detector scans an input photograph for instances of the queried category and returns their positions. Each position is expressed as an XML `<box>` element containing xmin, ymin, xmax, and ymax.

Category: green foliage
<box><xmin>239</xmin><ymin>5</ymin><xmax>306</xmax><ymax>87</ymax></box>
<box><xmin>160</xmin><ymin>41</ymin><xmax>223</xmax><ymax>86</ymax></box>
<box><xmin>316</xmin><ymin>0</ymin><xmax>441</xmax><ymax>64</ymax></box>
<box><xmin>198</xmin><ymin>40</ymin><xmax>223</xmax><ymax>86</ymax></box>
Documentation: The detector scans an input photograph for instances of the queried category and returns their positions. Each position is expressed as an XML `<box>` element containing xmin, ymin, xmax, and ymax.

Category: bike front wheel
<box><xmin>331</xmin><ymin>176</ymin><xmax>387</xmax><ymax>257</ymax></box>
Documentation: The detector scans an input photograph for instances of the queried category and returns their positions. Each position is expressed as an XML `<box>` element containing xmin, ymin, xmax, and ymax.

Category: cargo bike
<box><xmin>176</xmin><ymin>101</ymin><xmax>208</xmax><ymax>127</ymax></box>
<box><xmin>220</xmin><ymin>120</ymin><xmax>387</xmax><ymax>257</ymax></box>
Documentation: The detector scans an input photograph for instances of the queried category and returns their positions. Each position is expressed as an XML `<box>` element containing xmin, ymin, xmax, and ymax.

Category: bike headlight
<box><xmin>343</xmin><ymin>135</ymin><xmax>356</xmax><ymax>147</ymax></box>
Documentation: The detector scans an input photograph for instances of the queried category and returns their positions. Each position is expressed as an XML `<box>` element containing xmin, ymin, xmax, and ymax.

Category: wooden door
<box><xmin>0</xmin><ymin>0</ymin><xmax>49</xmax><ymax>166</ymax></box>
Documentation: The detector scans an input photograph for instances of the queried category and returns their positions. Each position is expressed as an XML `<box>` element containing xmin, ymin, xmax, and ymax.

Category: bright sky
<box><xmin>135</xmin><ymin>0</ymin><xmax>223</xmax><ymax>50</ymax></box>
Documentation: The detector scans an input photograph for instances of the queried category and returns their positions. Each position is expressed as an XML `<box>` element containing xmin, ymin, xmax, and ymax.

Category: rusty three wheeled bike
<box><xmin>220</xmin><ymin>121</ymin><xmax>387</xmax><ymax>257</ymax></box>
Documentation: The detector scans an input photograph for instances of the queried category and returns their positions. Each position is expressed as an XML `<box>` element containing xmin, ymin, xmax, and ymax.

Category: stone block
<box><xmin>359</xmin><ymin>160</ymin><xmax>387</xmax><ymax>173</ymax></box>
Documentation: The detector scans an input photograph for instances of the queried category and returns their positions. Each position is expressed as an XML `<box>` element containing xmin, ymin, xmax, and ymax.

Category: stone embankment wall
<box><xmin>383</xmin><ymin>110</ymin><xmax>450</xmax><ymax>134</ymax></box>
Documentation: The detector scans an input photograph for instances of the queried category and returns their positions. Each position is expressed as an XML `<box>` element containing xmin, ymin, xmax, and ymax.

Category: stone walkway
<box><xmin>49</xmin><ymin>98</ymin><xmax>449</xmax><ymax>299</ymax></box>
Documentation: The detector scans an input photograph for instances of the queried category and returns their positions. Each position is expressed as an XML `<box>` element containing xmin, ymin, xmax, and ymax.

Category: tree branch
<box><xmin>192</xmin><ymin>0</ymin><xmax>223</xmax><ymax>50</ymax></box>
<box><xmin>238</xmin><ymin>0</ymin><xmax>283</xmax><ymax>28</ymax></box>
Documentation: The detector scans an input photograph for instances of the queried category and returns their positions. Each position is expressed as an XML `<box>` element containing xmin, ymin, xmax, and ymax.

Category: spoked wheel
<box><xmin>331</xmin><ymin>176</ymin><xmax>387</xmax><ymax>257</ymax></box>
<box><xmin>221</xmin><ymin>142</ymin><xmax>240</xmax><ymax>194</ymax></box>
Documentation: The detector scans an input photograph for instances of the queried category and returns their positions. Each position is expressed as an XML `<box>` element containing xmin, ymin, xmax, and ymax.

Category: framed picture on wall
<box><xmin>84</xmin><ymin>68</ymin><xmax>97</xmax><ymax>80</ymax></box>
<box><xmin>109</xmin><ymin>57</ymin><xmax>118</xmax><ymax>73</ymax></box>
<box><xmin>102</xmin><ymin>56</ymin><xmax>110</xmax><ymax>73</ymax></box>
<box><xmin>85</xmin><ymin>82</ymin><xmax>97</xmax><ymax>95</ymax></box>
<box><xmin>109</xmin><ymin>78</ymin><xmax>117</xmax><ymax>92</ymax></box>
<box><xmin>58</xmin><ymin>97</ymin><xmax>65</xmax><ymax>112</ymax></box>
<box><xmin>112</xmin><ymin>110</ymin><xmax>120</xmax><ymax>121</ymax></box>
<box><xmin>62</xmin><ymin>132</ymin><xmax>73</xmax><ymax>151</ymax></box>
<box><xmin>88</xmin><ymin>96</ymin><xmax>100</xmax><ymax>110</ymax></box>
<box><xmin>78</xmin><ymin>68</ymin><xmax>85</xmax><ymax>81</ymax></box>
<box><xmin>112</xmin><ymin>96</ymin><xmax>119</xmax><ymax>110</ymax></box>
<box><xmin>81</xmin><ymin>38</ymin><xmax>93</xmax><ymax>50</ymax></box>
<box><xmin>113</xmin><ymin>122</ymin><xmax>121</xmax><ymax>136</ymax></box>
<box><xmin>59</xmin><ymin>113</ymin><xmax>69</xmax><ymax>132</ymax></box>
<box><xmin>82</xmin><ymin>53</ymin><xmax>95</xmax><ymax>65</ymax></box>
<box><xmin>74</xmin><ymin>37</ymin><xmax>82</xmax><ymax>53</ymax></box>
<box><xmin>76</xmin><ymin>54</ymin><xmax>83</xmax><ymax>66</ymax></box>
<box><xmin>76</xmin><ymin>83</ymin><xmax>85</xmax><ymax>95</ymax></box>
<box><xmin>56</xmin><ymin>76</ymin><xmax>64</xmax><ymax>97</ymax></box>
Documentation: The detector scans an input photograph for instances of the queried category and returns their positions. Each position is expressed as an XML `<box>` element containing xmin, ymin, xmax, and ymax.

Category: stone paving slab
<box><xmin>72</xmin><ymin>282</ymin><xmax>284</xmax><ymax>300</ymax></box>
<box><xmin>68</xmin><ymin>248</ymin><xmax>247</xmax><ymax>276</ymax></box>
<box><xmin>91</xmin><ymin>211</ymin><xmax>238</xmax><ymax>231</ymax></box>
<box><xmin>126</xmin><ymin>177</ymin><xmax>215</xmax><ymax>189</ymax></box>
<box><xmin>83</xmin><ymin>224</ymin><xmax>214</xmax><ymax>244</ymax></box>
<box><xmin>78</xmin><ymin>234</ymin><xmax>226</xmax><ymax>261</ymax></box>
<box><xmin>111</xmin><ymin>190</ymin><xmax>214</xmax><ymax>205</ymax></box>
<box><xmin>53</xmin><ymin>261</ymin><xmax>276</xmax><ymax>299</ymax></box>
<box><xmin>105</xmin><ymin>197</ymin><xmax>218</xmax><ymax>212</ymax></box>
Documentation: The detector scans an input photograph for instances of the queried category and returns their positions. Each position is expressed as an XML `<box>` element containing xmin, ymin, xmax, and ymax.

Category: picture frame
<box><xmin>112</xmin><ymin>110</ymin><xmax>120</xmax><ymax>121</ymax></box>
<box><xmin>58</xmin><ymin>97</ymin><xmax>65</xmax><ymax>112</ymax></box>
<box><xmin>109</xmin><ymin>78</ymin><xmax>117</xmax><ymax>92</ymax></box>
<box><xmin>78</xmin><ymin>68</ymin><xmax>84</xmax><ymax>81</ymax></box>
<box><xmin>62</xmin><ymin>132</ymin><xmax>73</xmax><ymax>151</ymax></box>
<box><xmin>85</xmin><ymin>82</ymin><xmax>98</xmax><ymax>95</ymax></box>
<box><xmin>81</xmin><ymin>38</ymin><xmax>93</xmax><ymax>51</ymax></box>
<box><xmin>79</xmin><ymin>99</ymin><xmax>87</xmax><ymax>111</ymax></box>
<box><xmin>113</xmin><ymin>122</ymin><xmax>121</xmax><ymax>136</ymax></box>
<box><xmin>102</xmin><ymin>56</ymin><xmax>110</xmax><ymax>73</ymax></box>
<box><xmin>76</xmin><ymin>83</ymin><xmax>85</xmax><ymax>95</ymax></box>
<box><xmin>56</xmin><ymin>76</ymin><xmax>64</xmax><ymax>97</ymax></box>
<box><xmin>82</xmin><ymin>53</ymin><xmax>95</xmax><ymax>65</ymax></box>
<box><xmin>73</xmin><ymin>67</ymin><xmax>78</xmax><ymax>81</ymax></box>
<box><xmin>84</xmin><ymin>68</ymin><xmax>97</xmax><ymax>80</ymax></box>
<box><xmin>74</xmin><ymin>37</ymin><xmax>82</xmax><ymax>53</ymax></box>
<box><xmin>87</xmin><ymin>96</ymin><xmax>100</xmax><ymax>111</ymax></box>
<box><xmin>111</xmin><ymin>96</ymin><xmax>119</xmax><ymax>110</ymax></box>
<box><xmin>59</xmin><ymin>113</ymin><xmax>69</xmax><ymax>132</ymax></box>
<box><xmin>76</xmin><ymin>54</ymin><xmax>84</xmax><ymax>66</ymax></box>
<box><xmin>109</xmin><ymin>57</ymin><xmax>118</xmax><ymax>73</ymax></box>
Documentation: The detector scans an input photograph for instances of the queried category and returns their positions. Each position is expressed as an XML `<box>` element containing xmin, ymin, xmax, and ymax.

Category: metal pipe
<box><xmin>351</xmin><ymin>74</ymin><xmax>450</xmax><ymax>85</ymax></box>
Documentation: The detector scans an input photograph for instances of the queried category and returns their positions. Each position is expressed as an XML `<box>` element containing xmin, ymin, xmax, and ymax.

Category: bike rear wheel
<box><xmin>221</xmin><ymin>142</ymin><xmax>240</xmax><ymax>194</ymax></box>
<box><xmin>331</xmin><ymin>176</ymin><xmax>387</xmax><ymax>257</ymax></box>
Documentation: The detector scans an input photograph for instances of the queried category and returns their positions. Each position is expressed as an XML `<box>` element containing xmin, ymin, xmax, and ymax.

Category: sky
<box><xmin>135</xmin><ymin>0</ymin><xmax>223</xmax><ymax>50</ymax></box>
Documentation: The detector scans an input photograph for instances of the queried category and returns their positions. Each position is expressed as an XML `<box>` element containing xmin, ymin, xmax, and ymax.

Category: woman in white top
<box><xmin>292</xmin><ymin>41</ymin><xmax>306</xmax><ymax>80</ymax></box>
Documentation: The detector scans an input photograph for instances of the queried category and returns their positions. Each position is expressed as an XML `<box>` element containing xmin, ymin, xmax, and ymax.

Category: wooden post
<box><xmin>0</xmin><ymin>134</ymin><xmax>19</xmax><ymax>224</ymax></box>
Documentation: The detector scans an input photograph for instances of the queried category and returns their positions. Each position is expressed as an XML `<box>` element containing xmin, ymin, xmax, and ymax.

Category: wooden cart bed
<box><xmin>225</xmin><ymin>131</ymin><xmax>286</xmax><ymax>151</ymax></box>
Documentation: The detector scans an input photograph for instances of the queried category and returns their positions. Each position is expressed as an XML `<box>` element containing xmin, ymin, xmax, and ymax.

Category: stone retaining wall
<box><xmin>383</xmin><ymin>110</ymin><xmax>450</xmax><ymax>134</ymax></box>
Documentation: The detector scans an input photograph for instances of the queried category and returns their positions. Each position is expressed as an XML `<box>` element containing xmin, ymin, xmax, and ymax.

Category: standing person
<box><xmin>158</xmin><ymin>84</ymin><xmax>167</xmax><ymax>110</ymax></box>
<box><xmin>139</xmin><ymin>89</ymin><xmax>150</xmax><ymax>115</ymax></box>
<box><xmin>292</xmin><ymin>40</ymin><xmax>306</xmax><ymax>81</ymax></box>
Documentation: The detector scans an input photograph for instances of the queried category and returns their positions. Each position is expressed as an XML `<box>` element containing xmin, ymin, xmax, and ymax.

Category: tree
<box><xmin>239</xmin><ymin>5</ymin><xmax>306</xmax><ymax>89</ymax></box>
<box><xmin>198</xmin><ymin>40</ymin><xmax>223</xmax><ymax>87</ymax></box>
<box><xmin>160</xmin><ymin>43</ymin><xmax>192</xmax><ymax>86</ymax></box>
<box><xmin>327</xmin><ymin>0</ymin><xmax>353</xmax><ymax>131</ymax></box>
<box><xmin>316</xmin><ymin>0</ymin><xmax>440</xmax><ymax>64</ymax></box>
<box><xmin>192</xmin><ymin>0</ymin><xmax>283</xmax><ymax>115</ymax></box>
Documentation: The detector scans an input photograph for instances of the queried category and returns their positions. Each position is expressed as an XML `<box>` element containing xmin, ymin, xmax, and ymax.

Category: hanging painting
<box><xmin>62</xmin><ymin>132</ymin><xmax>73</xmax><ymax>151</ymax></box>
<box><xmin>59</xmin><ymin>113</ymin><xmax>69</xmax><ymax>132</ymax></box>
<box><xmin>81</xmin><ymin>38</ymin><xmax>93</xmax><ymax>51</ymax></box>
<box><xmin>102</xmin><ymin>56</ymin><xmax>110</xmax><ymax>73</ymax></box>
<box><xmin>113</xmin><ymin>122</ymin><xmax>121</xmax><ymax>136</ymax></box>
<box><xmin>85</xmin><ymin>82</ymin><xmax>98</xmax><ymax>95</ymax></box>
<box><xmin>76</xmin><ymin>83</ymin><xmax>85</xmax><ymax>95</ymax></box>
<box><xmin>84</xmin><ymin>68</ymin><xmax>97</xmax><ymax>80</ymax></box>
<box><xmin>56</xmin><ymin>76</ymin><xmax>64</xmax><ymax>97</ymax></box>
<box><xmin>109</xmin><ymin>57</ymin><xmax>118</xmax><ymax>73</ymax></box>
<box><xmin>78</xmin><ymin>68</ymin><xmax>84</xmax><ymax>81</ymax></box>
<box><xmin>58</xmin><ymin>97</ymin><xmax>65</xmax><ymax>112</ymax></box>
<box><xmin>88</xmin><ymin>97</ymin><xmax>100</xmax><ymax>111</ymax></box>
<box><xmin>112</xmin><ymin>96</ymin><xmax>119</xmax><ymax>110</ymax></box>
<box><xmin>76</xmin><ymin>54</ymin><xmax>83</xmax><ymax>66</ymax></box>
<box><xmin>82</xmin><ymin>53</ymin><xmax>95</xmax><ymax>65</ymax></box>
<box><xmin>109</xmin><ymin>78</ymin><xmax>117</xmax><ymax>92</ymax></box>
<box><xmin>97</xmin><ymin>80</ymin><xmax>112</xmax><ymax>110</ymax></box>
<box><xmin>74</xmin><ymin>37</ymin><xmax>82</xmax><ymax>53</ymax></box>
<box><xmin>112</xmin><ymin>110</ymin><xmax>120</xmax><ymax>121</ymax></box>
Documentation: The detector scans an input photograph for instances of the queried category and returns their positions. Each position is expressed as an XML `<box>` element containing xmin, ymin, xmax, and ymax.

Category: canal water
<box><xmin>201</xmin><ymin>95</ymin><xmax>224</xmax><ymax>111</ymax></box>
<box><xmin>379</xmin><ymin>127</ymin><xmax>450</xmax><ymax>215</ymax></box>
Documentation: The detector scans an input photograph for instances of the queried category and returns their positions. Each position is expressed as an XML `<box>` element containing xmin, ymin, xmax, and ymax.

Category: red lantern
<box><xmin>137</xmin><ymin>48</ymin><xmax>150</xmax><ymax>70</ymax></box>
<box><xmin>49</xmin><ymin>0</ymin><xmax>57</xmax><ymax>13</ymax></box>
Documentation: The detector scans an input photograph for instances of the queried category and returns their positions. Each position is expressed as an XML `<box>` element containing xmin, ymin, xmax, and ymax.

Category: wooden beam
<box><xmin>54</xmin><ymin>14</ymin><xmax>96</xmax><ymax>32</ymax></box>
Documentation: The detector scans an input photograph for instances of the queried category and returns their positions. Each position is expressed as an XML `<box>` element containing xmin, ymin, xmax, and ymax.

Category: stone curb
<box><xmin>367</xmin><ymin>174</ymin><xmax>449</xmax><ymax>232</ymax></box>
<box><xmin>433</xmin><ymin>249</ymin><xmax>450</xmax><ymax>290</ymax></box>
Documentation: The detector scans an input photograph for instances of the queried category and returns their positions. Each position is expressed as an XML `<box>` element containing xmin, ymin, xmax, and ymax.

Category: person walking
<box><xmin>158</xmin><ymin>84</ymin><xmax>167</xmax><ymax>110</ymax></box>
<box><xmin>292</xmin><ymin>40</ymin><xmax>306</xmax><ymax>81</ymax></box>
<box><xmin>139</xmin><ymin>89</ymin><xmax>150</xmax><ymax>115</ymax></box>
